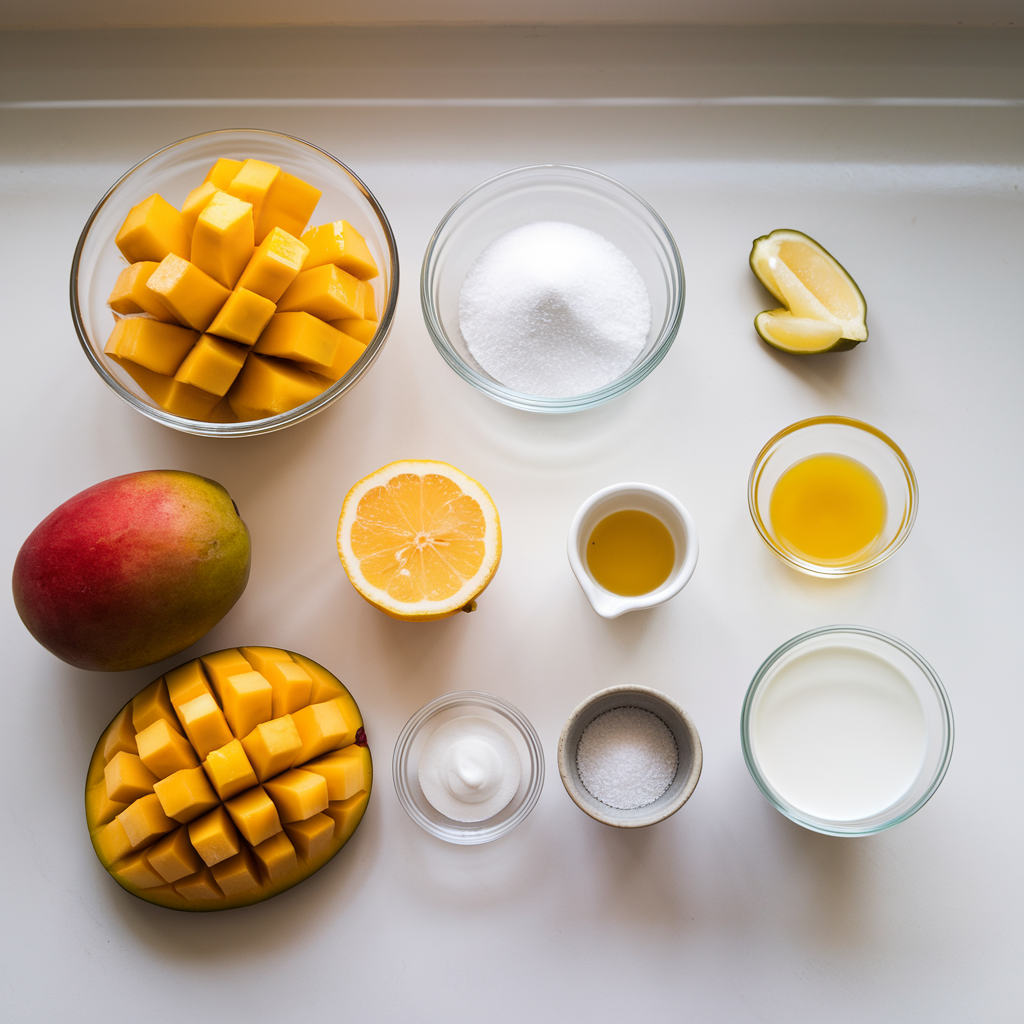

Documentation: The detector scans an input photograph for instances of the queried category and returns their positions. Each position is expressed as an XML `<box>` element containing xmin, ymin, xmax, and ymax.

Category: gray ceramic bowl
<box><xmin>558</xmin><ymin>685</ymin><xmax>702</xmax><ymax>828</ymax></box>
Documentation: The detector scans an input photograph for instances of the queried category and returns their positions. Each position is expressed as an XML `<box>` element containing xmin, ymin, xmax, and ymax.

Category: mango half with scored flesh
<box><xmin>86</xmin><ymin>648</ymin><xmax>371</xmax><ymax>912</ymax></box>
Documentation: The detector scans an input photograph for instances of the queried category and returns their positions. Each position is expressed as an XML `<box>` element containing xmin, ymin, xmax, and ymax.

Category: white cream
<box><xmin>418</xmin><ymin>716</ymin><xmax>521</xmax><ymax>823</ymax></box>
<box><xmin>752</xmin><ymin>645</ymin><xmax>927</xmax><ymax>821</ymax></box>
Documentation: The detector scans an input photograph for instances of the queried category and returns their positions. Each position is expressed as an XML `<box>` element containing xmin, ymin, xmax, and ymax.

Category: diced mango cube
<box><xmin>226</xmin><ymin>159</ymin><xmax>280</xmax><ymax>225</ymax></box>
<box><xmin>173</xmin><ymin>334</ymin><xmax>248</xmax><ymax>396</ymax></box>
<box><xmin>191</xmin><ymin>190</ymin><xmax>255</xmax><ymax>289</ymax></box>
<box><xmin>188</xmin><ymin>805</ymin><xmax>240</xmax><ymax>867</ymax></box>
<box><xmin>116</xmin><ymin>194</ymin><xmax>190</xmax><ymax>265</ymax></box>
<box><xmin>324</xmin><ymin>791</ymin><xmax>368</xmax><ymax>840</ymax></box>
<box><xmin>254</xmin><ymin>170</ymin><xmax>321</xmax><ymax>244</ymax></box>
<box><xmin>317</xmin><ymin>328</ymin><xmax>366</xmax><ymax>383</ymax></box>
<box><xmin>302</xmin><ymin>744</ymin><xmax>367</xmax><ymax>802</ymax></box>
<box><xmin>111</xmin><ymin>849</ymin><xmax>165</xmax><ymax>889</ymax></box>
<box><xmin>284</xmin><ymin>813</ymin><xmax>335</xmax><ymax>862</ymax></box>
<box><xmin>181</xmin><ymin>180</ymin><xmax>219</xmax><ymax>235</ymax></box>
<box><xmin>113</xmin><ymin>358</ymin><xmax>223</xmax><ymax>420</ymax></box>
<box><xmin>136</xmin><ymin>719</ymin><xmax>199</xmax><ymax>779</ymax></box>
<box><xmin>253</xmin><ymin>311</ymin><xmax>341</xmax><ymax>371</ymax></box>
<box><xmin>108</xmin><ymin>262</ymin><xmax>178</xmax><ymax>322</ymax></box>
<box><xmin>203</xmin><ymin>739</ymin><xmax>260</xmax><ymax>800</ymax></box>
<box><xmin>205</xmin><ymin>158</ymin><xmax>244</xmax><ymax>190</ymax></box>
<box><xmin>237</xmin><ymin>227</ymin><xmax>308</xmax><ymax>302</ymax></box>
<box><xmin>207</xmin><ymin>287</ymin><xmax>276</xmax><ymax>345</ymax></box>
<box><xmin>104</xmin><ymin>318</ymin><xmax>198</xmax><ymax>376</ymax></box>
<box><xmin>291</xmin><ymin>654</ymin><xmax>363</xmax><ymax>731</ymax></box>
<box><xmin>178</xmin><ymin>693</ymin><xmax>233</xmax><ymax>760</ymax></box>
<box><xmin>207</xmin><ymin>397</ymin><xmax>238</xmax><ymax>422</ymax></box>
<box><xmin>328</xmin><ymin>318</ymin><xmax>378</xmax><ymax>345</ymax></box>
<box><xmin>358</xmin><ymin>280</ymin><xmax>376</xmax><ymax>321</ymax></box>
<box><xmin>300</xmin><ymin>219</ymin><xmax>379</xmax><ymax>280</ymax></box>
<box><xmin>153</xmin><ymin>766</ymin><xmax>220</xmax><ymax>823</ymax></box>
<box><xmin>225</xmin><ymin>785</ymin><xmax>282</xmax><ymax>846</ymax></box>
<box><xmin>227</xmin><ymin>353</ymin><xmax>328</xmax><ymax>422</ymax></box>
<box><xmin>166</xmin><ymin>658</ymin><xmax>213</xmax><ymax>712</ymax></box>
<box><xmin>117</xmin><ymin>793</ymin><xmax>177</xmax><ymax>849</ymax></box>
<box><xmin>241</xmin><ymin>647</ymin><xmax>312</xmax><ymax>717</ymax></box>
<box><xmin>251</xmin><ymin>830</ymin><xmax>297</xmax><ymax>883</ymax></box>
<box><xmin>146</xmin><ymin>253</ymin><xmax>232</xmax><ymax>333</ymax></box>
<box><xmin>200</xmin><ymin>649</ymin><xmax>253</xmax><ymax>700</ymax></box>
<box><xmin>105</xmin><ymin>751</ymin><xmax>158</xmax><ymax>804</ymax></box>
<box><xmin>95</xmin><ymin>818</ymin><xmax>134</xmax><ymax>864</ymax></box>
<box><xmin>174</xmin><ymin>866</ymin><xmax>223</xmax><ymax>901</ymax></box>
<box><xmin>102</xmin><ymin>705</ymin><xmax>138</xmax><ymax>762</ymax></box>
<box><xmin>219</xmin><ymin>671</ymin><xmax>273</xmax><ymax>739</ymax></box>
<box><xmin>264</xmin><ymin>769</ymin><xmax>329</xmax><ymax>823</ymax></box>
<box><xmin>132</xmin><ymin>678</ymin><xmax>179</xmax><ymax>735</ymax></box>
<box><xmin>211</xmin><ymin>848</ymin><xmax>262</xmax><ymax>896</ymax></box>
<box><xmin>277</xmin><ymin>263</ymin><xmax>363</xmax><ymax>320</ymax></box>
<box><xmin>241</xmin><ymin>715</ymin><xmax>303</xmax><ymax>782</ymax></box>
<box><xmin>147</xmin><ymin>825</ymin><xmax>201</xmax><ymax>883</ymax></box>
<box><xmin>87</xmin><ymin>781</ymin><xmax>129</xmax><ymax>829</ymax></box>
<box><xmin>291</xmin><ymin>700</ymin><xmax>353</xmax><ymax>766</ymax></box>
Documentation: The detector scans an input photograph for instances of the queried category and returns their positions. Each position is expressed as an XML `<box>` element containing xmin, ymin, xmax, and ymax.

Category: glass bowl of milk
<box><xmin>393</xmin><ymin>691</ymin><xmax>545</xmax><ymax>844</ymax></box>
<box><xmin>741</xmin><ymin>626</ymin><xmax>953</xmax><ymax>836</ymax></box>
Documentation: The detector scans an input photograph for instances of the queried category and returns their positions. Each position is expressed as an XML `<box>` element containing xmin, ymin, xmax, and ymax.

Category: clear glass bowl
<box><xmin>420</xmin><ymin>164</ymin><xmax>684</xmax><ymax>413</ymax></box>
<box><xmin>392</xmin><ymin>691</ymin><xmax>545</xmax><ymax>845</ymax></box>
<box><xmin>748</xmin><ymin>415</ymin><xmax>918</xmax><ymax>576</ymax></box>
<box><xmin>71</xmin><ymin>129</ymin><xmax>398</xmax><ymax>437</ymax></box>
<box><xmin>741</xmin><ymin>626</ymin><xmax>954</xmax><ymax>837</ymax></box>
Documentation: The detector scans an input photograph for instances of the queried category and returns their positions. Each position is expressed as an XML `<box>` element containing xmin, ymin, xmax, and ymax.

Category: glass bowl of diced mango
<box><xmin>72</xmin><ymin>129</ymin><xmax>398</xmax><ymax>436</ymax></box>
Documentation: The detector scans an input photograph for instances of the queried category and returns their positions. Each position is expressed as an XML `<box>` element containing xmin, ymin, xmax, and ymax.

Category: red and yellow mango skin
<box><xmin>12</xmin><ymin>471</ymin><xmax>250</xmax><ymax>671</ymax></box>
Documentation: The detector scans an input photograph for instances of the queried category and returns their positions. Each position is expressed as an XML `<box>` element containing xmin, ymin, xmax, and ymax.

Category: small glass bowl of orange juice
<box><xmin>748</xmin><ymin>416</ymin><xmax>918</xmax><ymax>577</ymax></box>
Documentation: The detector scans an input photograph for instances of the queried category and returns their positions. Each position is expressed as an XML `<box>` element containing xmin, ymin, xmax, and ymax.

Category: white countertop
<box><xmin>1</xmin><ymin>24</ymin><xmax>1022</xmax><ymax>1022</ymax></box>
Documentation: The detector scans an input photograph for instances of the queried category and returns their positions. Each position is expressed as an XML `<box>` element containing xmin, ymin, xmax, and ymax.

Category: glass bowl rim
<box><xmin>747</xmin><ymin>414</ymin><xmax>919</xmax><ymax>576</ymax></box>
<box><xmin>70</xmin><ymin>127</ymin><xmax>399</xmax><ymax>438</ymax></box>
<box><xmin>392</xmin><ymin>689</ymin><xmax>545</xmax><ymax>845</ymax></box>
<box><xmin>419</xmin><ymin>162</ymin><xmax>685</xmax><ymax>413</ymax></box>
<box><xmin>740</xmin><ymin>624</ymin><xmax>954</xmax><ymax>836</ymax></box>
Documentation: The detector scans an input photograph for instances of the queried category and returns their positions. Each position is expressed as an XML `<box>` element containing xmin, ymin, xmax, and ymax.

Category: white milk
<box><xmin>751</xmin><ymin>645</ymin><xmax>927</xmax><ymax>821</ymax></box>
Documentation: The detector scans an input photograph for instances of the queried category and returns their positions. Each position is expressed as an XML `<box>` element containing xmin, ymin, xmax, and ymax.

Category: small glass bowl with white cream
<box><xmin>420</xmin><ymin>164</ymin><xmax>684</xmax><ymax>413</ymax></box>
<box><xmin>392</xmin><ymin>691</ymin><xmax>545</xmax><ymax>844</ymax></box>
<box><xmin>742</xmin><ymin>626</ymin><xmax>954</xmax><ymax>836</ymax></box>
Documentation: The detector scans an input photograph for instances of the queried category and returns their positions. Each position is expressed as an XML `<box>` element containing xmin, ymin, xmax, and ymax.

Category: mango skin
<box><xmin>12</xmin><ymin>471</ymin><xmax>250</xmax><ymax>671</ymax></box>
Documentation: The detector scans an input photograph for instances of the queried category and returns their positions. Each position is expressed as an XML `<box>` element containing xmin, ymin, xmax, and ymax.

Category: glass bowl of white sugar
<box><xmin>557</xmin><ymin>685</ymin><xmax>702</xmax><ymax>828</ymax></box>
<box><xmin>421</xmin><ymin>165</ymin><xmax>684</xmax><ymax>413</ymax></box>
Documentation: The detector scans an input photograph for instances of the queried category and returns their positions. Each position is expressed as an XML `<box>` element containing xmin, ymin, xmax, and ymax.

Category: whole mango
<box><xmin>13</xmin><ymin>471</ymin><xmax>250</xmax><ymax>671</ymax></box>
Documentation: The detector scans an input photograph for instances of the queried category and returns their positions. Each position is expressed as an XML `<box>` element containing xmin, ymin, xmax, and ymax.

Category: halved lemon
<box><xmin>750</xmin><ymin>229</ymin><xmax>867</xmax><ymax>353</ymax></box>
<box><xmin>337</xmin><ymin>460</ymin><xmax>501</xmax><ymax>621</ymax></box>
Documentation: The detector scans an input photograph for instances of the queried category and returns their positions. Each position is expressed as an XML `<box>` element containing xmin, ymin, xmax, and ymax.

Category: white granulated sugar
<box><xmin>458</xmin><ymin>221</ymin><xmax>652</xmax><ymax>397</ymax></box>
<box><xmin>576</xmin><ymin>706</ymin><xmax>678</xmax><ymax>810</ymax></box>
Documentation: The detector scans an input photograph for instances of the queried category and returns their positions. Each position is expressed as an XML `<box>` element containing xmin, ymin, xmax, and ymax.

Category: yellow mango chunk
<box><xmin>318</xmin><ymin>328</ymin><xmax>366</xmax><ymax>383</ymax></box>
<box><xmin>251</xmin><ymin>830</ymin><xmax>297</xmax><ymax>883</ymax></box>
<box><xmin>95</xmin><ymin>818</ymin><xmax>134</xmax><ymax>864</ymax></box>
<box><xmin>226</xmin><ymin>159</ymin><xmax>280</xmax><ymax>225</ymax></box>
<box><xmin>117</xmin><ymin>793</ymin><xmax>177</xmax><ymax>849</ymax></box>
<box><xmin>105</xmin><ymin>751</ymin><xmax>157</xmax><ymax>804</ymax></box>
<box><xmin>292</xmin><ymin>654</ymin><xmax>364</xmax><ymax>732</ymax></box>
<box><xmin>102</xmin><ymin>705</ymin><xmax>138</xmax><ymax>762</ymax></box>
<box><xmin>225</xmin><ymin>785</ymin><xmax>283</xmax><ymax>846</ymax></box>
<box><xmin>291</xmin><ymin>700</ymin><xmax>353</xmax><ymax>766</ymax></box>
<box><xmin>181</xmin><ymin>181</ymin><xmax>219</xmax><ymax>235</ymax></box>
<box><xmin>136</xmin><ymin>719</ymin><xmax>199</xmax><ymax>779</ymax></box>
<box><xmin>147</xmin><ymin>825</ymin><xmax>202</xmax><ymax>883</ymax></box>
<box><xmin>237</xmin><ymin>227</ymin><xmax>308</xmax><ymax>302</ymax></box>
<box><xmin>132</xmin><ymin>678</ymin><xmax>179</xmax><ymax>734</ymax></box>
<box><xmin>207</xmin><ymin>397</ymin><xmax>238</xmax><ymax>423</ymax></box>
<box><xmin>87</xmin><ymin>780</ymin><xmax>129</xmax><ymax>829</ymax></box>
<box><xmin>324</xmin><ymin>791</ymin><xmax>368</xmax><ymax>840</ymax></box>
<box><xmin>174</xmin><ymin>866</ymin><xmax>223</xmax><ymax>901</ymax></box>
<box><xmin>227</xmin><ymin>353</ymin><xmax>328</xmax><ymax>422</ymax></box>
<box><xmin>328</xmin><ymin>318</ymin><xmax>378</xmax><ymax>345</ymax></box>
<box><xmin>264</xmin><ymin>769</ymin><xmax>329</xmax><ymax>823</ymax></box>
<box><xmin>116</xmin><ymin>194</ymin><xmax>190</xmax><ymax>265</ymax></box>
<box><xmin>301</xmin><ymin>219</ymin><xmax>378</xmax><ymax>280</ymax></box>
<box><xmin>200</xmin><ymin>649</ymin><xmax>253</xmax><ymax>700</ymax></box>
<box><xmin>166</xmin><ymin>659</ymin><xmax>213</xmax><ymax>712</ymax></box>
<box><xmin>253</xmin><ymin>311</ymin><xmax>342</xmax><ymax>371</ymax></box>
<box><xmin>111</xmin><ymin>848</ymin><xmax>165</xmax><ymax>889</ymax></box>
<box><xmin>153</xmin><ymin>766</ymin><xmax>220</xmax><ymax>824</ymax></box>
<box><xmin>173</xmin><ymin>334</ymin><xmax>247</xmax><ymax>396</ymax></box>
<box><xmin>207</xmin><ymin>287</ymin><xmax>276</xmax><ymax>346</ymax></box>
<box><xmin>147</xmin><ymin>253</ymin><xmax>231</xmax><ymax>333</ymax></box>
<box><xmin>255</xmin><ymin>170</ymin><xmax>321</xmax><ymax>244</ymax></box>
<box><xmin>178</xmin><ymin>693</ymin><xmax>233</xmax><ymax>760</ymax></box>
<box><xmin>191</xmin><ymin>190</ymin><xmax>255</xmax><ymax>289</ymax></box>
<box><xmin>241</xmin><ymin>715</ymin><xmax>303</xmax><ymax>782</ymax></box>
<box><xmin>104</xmin><ymin>318</ymin><xmax>198</xmax><ymax>377</ymax></box>
<box><xmin>277</xmin><ymin>263</ymin><xmax>363</xmax><ymax>320</ymax></box>
<box><xmin>205</xmin><ymin>157</ymin><xmax>244</xmax><ymax>190</ymax></box>
<box><xmin>211</xmin><ymin>848</ymin><xmax>262</xmax><ymax>896</ymax></box>
<box><xmin>108</xmin><ymin>262</ymin><xmax>178</xmax><ymax>322</ymax></box>
<box><xmin>284</xmin><ymin>813</ymin><xmax>335</xmax><ymax>862</ymax></box>
<box><xmin>241</xmin><ymin>647</ymin><xmax>313</xmax><ymax>717</ymax></box>
<box><xmin>188</xmin><ymin>805</ymin><xmax>241</xmax><ymax>867</ymax></box>
<box><xmin>203</xmin><ymin>739</ymin><xmax>259</xmax><ymax>801</ymax></box>
<box><xmin>302</xmin><ymin>744</ymin><xmax>368</xmax><ymax>802</ymax></box>
<box><xmin>219</xmin><ymin>671</ymin><xmax>273</xmax><ymax>739</ymax></box>
<box><xmin>114</xmin><ymin>358</ymin><xmax>224</xmax><ymax>420</ymax></box>
<box><xmin>359</xmin><ymin>280</ymin><xmax>376</xmax><ymax>320</ymax></box>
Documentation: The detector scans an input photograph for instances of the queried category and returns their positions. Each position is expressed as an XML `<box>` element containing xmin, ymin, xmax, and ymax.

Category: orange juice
<box><xmin>586</xmin><ymin>510</ymin><xmax>675</xmax><ymax>596</ymax></box>
<box><xmin>769</xmin><ymin>453</ymin><xmax>886</xmax><ymax>564</ymax></box>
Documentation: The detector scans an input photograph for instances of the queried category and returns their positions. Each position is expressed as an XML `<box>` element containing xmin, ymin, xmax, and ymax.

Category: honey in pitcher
<box><xmin>586</xmin><ymin>510</ymin><xmax>676</xmax><ymax>596</ymax></box>
<box><xmin>769</xmin><ymin>453</ymin><xmax>887</xmax><ymax>564</ymax></box>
